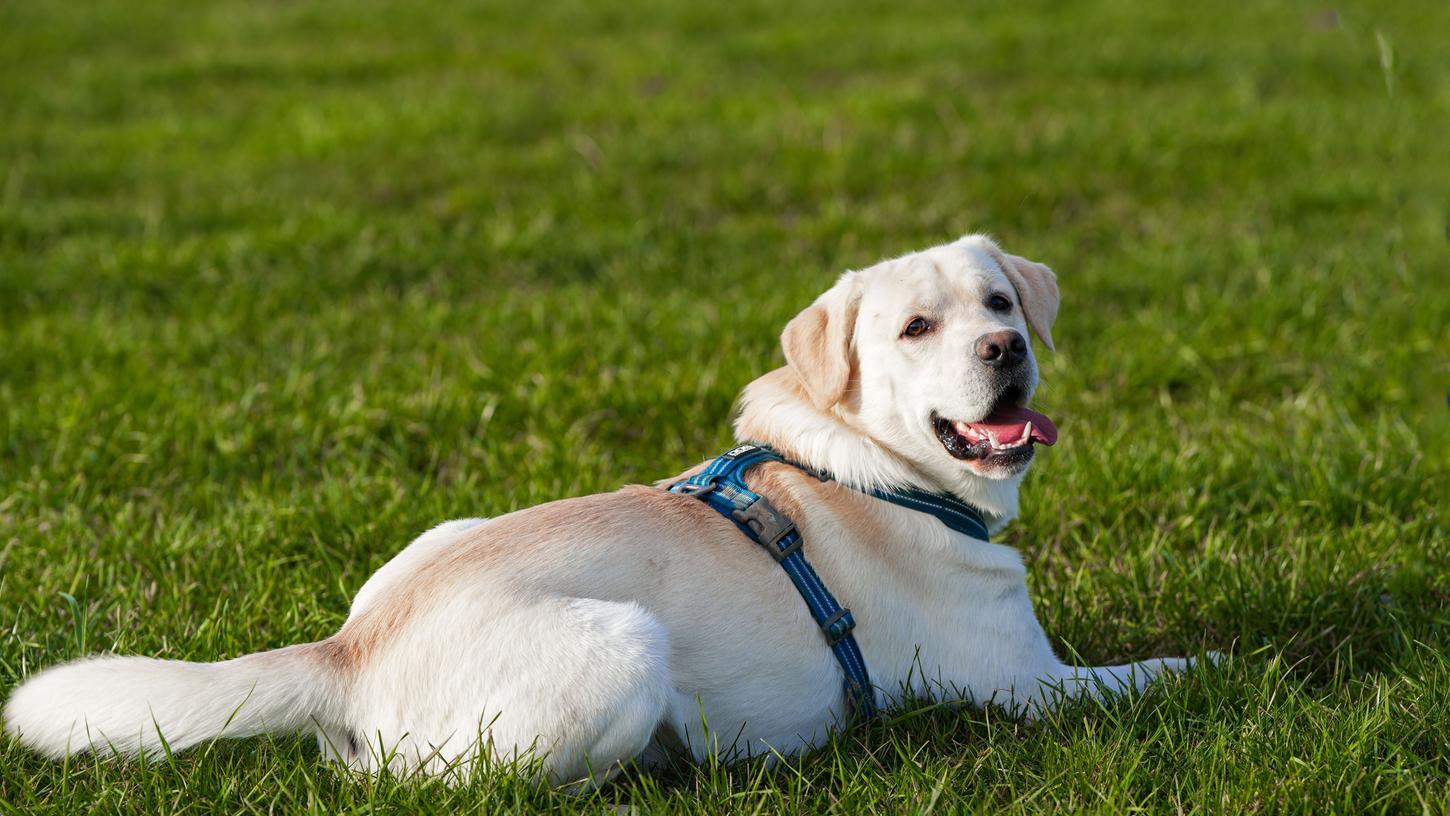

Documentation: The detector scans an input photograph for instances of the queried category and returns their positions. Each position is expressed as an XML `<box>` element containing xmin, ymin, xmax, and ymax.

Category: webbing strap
<box><xmin>670</xmin><ymin>445</ymin><xmax>878</xmax><ymax>719</ymax></box>
<box><xmin>862</xmin><ymin>486</ymin><xmax>991</xmax><ymax>541</ymax></box>
<box><xmin>748</xmin><ymin>445</ymin><xmax>993</xmax><ymax>542</ymax></box>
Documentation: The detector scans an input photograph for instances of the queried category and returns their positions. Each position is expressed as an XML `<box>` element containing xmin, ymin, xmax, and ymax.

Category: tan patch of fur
<box><xmin>327</xmin><ymin>484</ymin><xmax>732</xmax><ymax>668</ymax></box>
<box><xmin>733</xmin><ymin>367</ymin><xmax>808</xmax><ymax>448</ymax></box>
<box><xmin>307</xmin><ymin>637</ymin><xmax>362</xmax><ymax>672</ymax></box>
<box><xmin>330</xmin><ymin>596</ymin><xmax>416</xmax><ymax>670</ymax></box>
<box><xmin>746</xmin><ymin>462</ymin><xmax>900</xmax><ymax>565</ymax></box>
<box><xmin>781</xmin><ymin>276</ymin><xmax>861</xmax><ymax>410</ymax></box>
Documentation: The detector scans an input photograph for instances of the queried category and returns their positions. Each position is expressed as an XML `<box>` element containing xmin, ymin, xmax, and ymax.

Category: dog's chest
<box><xmin>844</xmin><ymin>526</ymin><xmax>1061</xmax><ymax>702</ymax></box>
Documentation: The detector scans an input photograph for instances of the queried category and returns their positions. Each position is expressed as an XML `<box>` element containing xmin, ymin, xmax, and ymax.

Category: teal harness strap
<box><xmin>861</xmin><ymin>486</ymin><xmax>991</xmax><ymax>541</ymax></box>
<box><xmin>670</xmin><ymin>445</ymin><xmax>878</xmax><ymax>719</ymax></box>
<box><xmin>668</xmin><ymin>444</ymin><xmax>995</xmax><ymax>722</ymax></box>
<box><xmin>753</xmin><ymin>445</ymin><xmax>993</xmax><ymax>542</ymax></box>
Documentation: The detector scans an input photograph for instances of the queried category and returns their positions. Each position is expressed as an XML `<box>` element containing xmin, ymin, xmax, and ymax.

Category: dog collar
<box><xmin>861</xmin><ymin>486</ymin><xmax>991</xmax><ymax>541</ymax></box>
<box><xmin>753</xmin><ymin>445</ymin><xmax>992</xmax><ymax>542</ymax></box>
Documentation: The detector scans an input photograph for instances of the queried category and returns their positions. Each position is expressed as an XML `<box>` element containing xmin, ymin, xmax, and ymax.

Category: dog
<box><xmin>3</xmin><ymin>234</ymin><xmax>1202</xmax><ymax>785</ymax></box>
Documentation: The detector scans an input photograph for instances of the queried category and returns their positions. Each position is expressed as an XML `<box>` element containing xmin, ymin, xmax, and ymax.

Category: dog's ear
<box><xmin>998</xmin><ymin>253</ymin><xmax>1059</xmax><ymax>351</ymax></box>
<box><xmin>781</xmin><ymin>273</ymin><xmax>862</xmax><ymax>411</ymax></box>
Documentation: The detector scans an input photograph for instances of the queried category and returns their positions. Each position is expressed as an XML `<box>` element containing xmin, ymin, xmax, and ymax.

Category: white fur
<box><xmin>3</xmin><ymin>645</ymin><xmax>334</xmax><ymax>760</ymax></box>
<box><xmin>3</xmin><ymin>234</ymin><xmax>1200</xmax><ymax>785</ymax></box>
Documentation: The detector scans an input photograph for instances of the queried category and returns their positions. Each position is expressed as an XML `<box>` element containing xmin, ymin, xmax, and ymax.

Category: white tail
<box><xmin>3</xmin><ymin>643</ymin><xmax>336</xmax><ymax>759</ymax></box>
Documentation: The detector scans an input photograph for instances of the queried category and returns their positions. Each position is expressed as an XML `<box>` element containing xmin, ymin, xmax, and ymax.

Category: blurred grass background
<box><xmin>1</xmin><ymin>0</ymin><xmax>1447</xmax><ymax>812</ymax></box>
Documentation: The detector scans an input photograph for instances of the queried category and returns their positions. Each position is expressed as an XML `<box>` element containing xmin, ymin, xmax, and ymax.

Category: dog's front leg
<box><xmin>1032</xmin><ymin>654</ymin><xmax>1207</xmax><ymax>714</ymax></box>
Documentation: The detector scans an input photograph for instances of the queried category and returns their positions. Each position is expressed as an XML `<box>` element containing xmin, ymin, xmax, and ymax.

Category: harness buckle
<box><xmin>821</xmin><ymin>607</ymin><xmax>856</xmax><ymax>645</ymax></box>
<box><xmin>672</xmin><ymin>480</ymin><xmax>716</xmax><ymax>497</ymax></box>
<box><xmin>731</xmin><ymin>496</ymin><xmax>797</xmax><ymax>554</ymax></box>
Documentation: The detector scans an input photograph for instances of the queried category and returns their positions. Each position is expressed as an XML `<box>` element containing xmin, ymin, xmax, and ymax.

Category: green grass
<box><xmin>2</xmin><ymin>0</ymin><xmax>1448</xmax><ymax>811</ymax></box>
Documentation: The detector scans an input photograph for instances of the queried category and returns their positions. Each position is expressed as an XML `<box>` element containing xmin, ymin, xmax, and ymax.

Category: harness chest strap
<box><xmin>670</xmin><ymin>444</ymin><xmax>878</xmax><ymax>719</ymax></box>
<box><xmin>669</xmin><ymin>444</ymin><xmax>995</xmax><ymax>721</ymax></box>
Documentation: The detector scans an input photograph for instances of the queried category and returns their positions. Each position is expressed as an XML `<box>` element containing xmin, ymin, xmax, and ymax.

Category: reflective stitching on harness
<box><xmin>670</xmin><ymin>445</ymin><xmax>878</xmax><ymax>719</ymax></box>
<box><xmin>740</xmin><ymin>445</ymin><xmax>993</xmax><ymax>542</ymax></box>
<box><xmin>669</xmin><ymin>443</ymin><xmax>996</xmax><ymax>720</ymax></box>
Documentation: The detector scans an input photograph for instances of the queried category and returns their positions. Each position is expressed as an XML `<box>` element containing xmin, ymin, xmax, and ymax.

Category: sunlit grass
<box><xmin>1</xmin><ymin>0</ymin><xmax>1446</xmax><ymax>812</ymax></box>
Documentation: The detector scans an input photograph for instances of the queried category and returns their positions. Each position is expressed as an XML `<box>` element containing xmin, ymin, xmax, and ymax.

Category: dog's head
<box><xmin>780</xmin><ymin>234</ymin><xmax>1059</xmax><ymax>494</ymax></box>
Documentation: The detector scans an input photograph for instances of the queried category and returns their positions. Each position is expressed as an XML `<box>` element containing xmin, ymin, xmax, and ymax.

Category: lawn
<box><xmin>1</xmin><ymin>0</ymin><xmax>1447</xmax><ymax>812</ymax></box>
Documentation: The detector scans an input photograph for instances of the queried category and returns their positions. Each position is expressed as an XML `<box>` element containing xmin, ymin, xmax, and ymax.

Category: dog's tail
<box><xmin>3</xmin><ymin>641</ymin><xmax>342</xmax><ymax>759</ymax></box>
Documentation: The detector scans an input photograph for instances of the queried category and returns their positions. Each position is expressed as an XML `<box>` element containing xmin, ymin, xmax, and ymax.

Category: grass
<box><xmin>1</xmin><ymin>0</ymin><xmax>1447</xmax><ymax>811</ymax></box>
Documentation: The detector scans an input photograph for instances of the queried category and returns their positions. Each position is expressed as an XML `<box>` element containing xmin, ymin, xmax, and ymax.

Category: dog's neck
<box><xmin>734</xmin><ymin>368</ymin><xmax>1022</xmax><ymax>530</ymax></box>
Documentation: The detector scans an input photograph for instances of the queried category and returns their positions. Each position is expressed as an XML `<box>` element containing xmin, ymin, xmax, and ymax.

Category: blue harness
<box><xmin>669</xmin><ymin>444</ymin><xmax>992</xmax><ymax>721</ymax></box>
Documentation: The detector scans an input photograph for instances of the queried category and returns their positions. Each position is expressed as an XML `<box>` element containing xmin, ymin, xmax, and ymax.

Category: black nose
<box><xmin>974</xmin><ymin>330</ymin><xmax>1028</xmax><ymax>369</ymax></box>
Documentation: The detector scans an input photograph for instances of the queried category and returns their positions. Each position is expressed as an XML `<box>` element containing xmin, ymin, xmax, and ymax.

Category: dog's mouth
<box><xmin>932</xmin><ymin>398</ymin><xmax>1058</xmax><ymax>465</ymax></box>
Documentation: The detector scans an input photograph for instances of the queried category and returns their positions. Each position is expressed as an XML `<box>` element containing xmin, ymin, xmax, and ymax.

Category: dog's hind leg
<box><xmin>342</xmin><ymin>595</ymin><xmax>673</xmax><ymax>786</ymax></box>
<box><xmin>520</xmin><ymin>598</ymin><xmax>675</xmax><ymax>788</ymax></box>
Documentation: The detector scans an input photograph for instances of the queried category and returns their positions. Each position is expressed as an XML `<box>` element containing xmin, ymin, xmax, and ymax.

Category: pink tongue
<box><xmin>967</xmin><ymin>406</ymin><xmax>1058</xmax><ymax>446</ymax></box>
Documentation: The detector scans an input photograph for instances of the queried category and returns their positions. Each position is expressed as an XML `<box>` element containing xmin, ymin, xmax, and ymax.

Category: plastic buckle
<box><xmin>821</xmin><ymin>607</ymin><xmax>856</xmax><ymax>645</ymax></box>
<box><xmin>731</xmin><ymin>496</ymin><xmax>797</xmax><ymax>555</ymax></box>
<box><xmin>673</xmin><ymin>479</ymin><xmax>716</xmax><ymax>497</ymax></box>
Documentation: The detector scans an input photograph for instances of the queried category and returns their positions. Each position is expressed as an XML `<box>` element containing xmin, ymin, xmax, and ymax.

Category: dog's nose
<box><xmin>974</xmin><ymin>330</ymin><xmax>1028</xmax><ymax>368</ymax></box>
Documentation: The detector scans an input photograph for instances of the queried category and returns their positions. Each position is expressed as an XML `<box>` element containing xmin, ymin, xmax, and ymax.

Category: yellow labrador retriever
<box><xmin>4</xmin><ymin>234</ymin><xmax>1200</xmax><ymax>784</ymax></box>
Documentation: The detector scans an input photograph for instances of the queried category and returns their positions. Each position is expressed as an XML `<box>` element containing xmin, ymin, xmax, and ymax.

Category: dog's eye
<box><xmin>901</xmin><ymin>317</ymin><xmax>931</xmax><ymax>338</ymax></box>
<box><xmin>987</xmin><ymin>294</ymin><xmax>1013</xmax><ymax>313</ymax></box>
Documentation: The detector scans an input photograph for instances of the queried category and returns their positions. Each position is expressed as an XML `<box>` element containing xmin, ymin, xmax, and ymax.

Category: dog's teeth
<box><xmin>987</xmin><ymin>431</ymin><xmax>1001</xmax><ymax>449</ymax></box>
<box><xmin>1020</xmin><ymin>422</ymin><xmax>1033</xmax><ymax>444</ymax></box>
<box><xmin>954</xmin><ymin>421</ymin><xmax>984</xmax><ymax>443</ymax></box>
